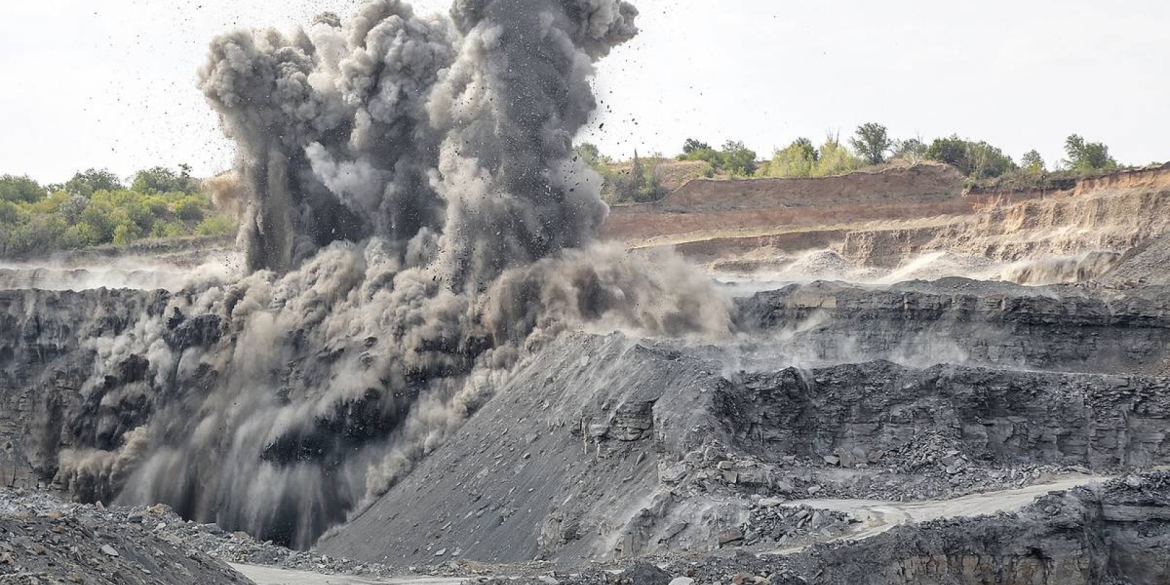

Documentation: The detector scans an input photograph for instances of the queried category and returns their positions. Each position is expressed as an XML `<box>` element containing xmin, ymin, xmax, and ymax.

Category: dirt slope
<box><xmin>602</xmin><ymin>164</ymin><xmax>971</xmax><ymax>245</ymax></box>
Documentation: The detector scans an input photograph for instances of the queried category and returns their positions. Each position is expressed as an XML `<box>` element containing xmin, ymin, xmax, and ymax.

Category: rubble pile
<box><xmin>0</xmin><ymin>489</ymin><xmax>244</xmax><ymax>585</ymax></box>
<box><xmin>0</xmin><ymin>489</ymin><xmax>410</xmax><ymax>580</ymax></box>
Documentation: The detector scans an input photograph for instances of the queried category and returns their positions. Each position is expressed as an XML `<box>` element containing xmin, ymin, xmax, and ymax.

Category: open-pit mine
<box><xmin>4</xmin><ymin>1</ymin><xmax>1170</xmax><ymax>584</ymax></box>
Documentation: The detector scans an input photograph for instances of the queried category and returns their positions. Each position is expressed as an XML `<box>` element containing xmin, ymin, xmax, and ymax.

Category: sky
<box><xmin>2</xmin><ymin>0</ymin><xmax>1169</xmax><ymax>183</ymax></box>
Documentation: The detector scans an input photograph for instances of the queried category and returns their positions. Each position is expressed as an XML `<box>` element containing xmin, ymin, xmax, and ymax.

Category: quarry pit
<box><xmin>6</xmin><ymin>158</ymin><xmax>1170</xmax><ymax>585</ymax></box>
<box><xmin>3</xmin><ymin>2</ymin><xmax>1170</xmax><ymax>585</ymax></box>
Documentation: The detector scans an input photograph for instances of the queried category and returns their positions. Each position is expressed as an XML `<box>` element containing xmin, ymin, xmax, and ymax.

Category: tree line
<box><xmin>0</xmin><ymin>166</ymin><xmax>237</xmax><ymax>258</ymax></box>
<box><xmin>582</xmin><ymin>124</ymin><xmax>1131</xmax><ymax>204</ymax></box>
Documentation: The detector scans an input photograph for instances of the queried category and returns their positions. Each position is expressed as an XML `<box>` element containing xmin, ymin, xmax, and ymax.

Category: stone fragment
<box><xmin>716</xmin><ymin>528</ymin><xmax>744</xmax><ymax>546</ymax></box>
<box><xmin>618</xmin><ymin>562</ymin><xmax>672</xmax><ymax>585</ymax></box>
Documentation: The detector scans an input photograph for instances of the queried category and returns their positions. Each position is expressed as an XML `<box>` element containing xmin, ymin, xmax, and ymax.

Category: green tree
<box><xmin>64</xmin><ymin>168</ymin><xmax>123</xmax><ymax>197</ymax></box>
<box><xmin>925</xmin><ymin>135</ymin><xmax>973</xmax><ymax>174</ymax></box>
<box><xmin>0</xmin><ymin>175</ymin><xmax>47</xmax><ymax>204</ymax></box>
<box><xmin>967</xmin><ymin>142</ymin><xmax>1016</xmax><ymax>179</ymax></box>
<box><xmin>678</xmin><ymin>139</ymin><xmax>721</xmax><ymax>169</ymax></box>
<box><xmin>1021</xmin><ymin>150</ymin><xmax>1046</xmax><ymax>174</ymax></box>
<box><xmin>131</xmin><ymin>165</ymin><xmax>197</xmax><ymax>194</ymax></box>
<box><xmin>925</xmin><ymin>136</ymin><xmax>1015</xmax><ymax>178</ymax></box>
<box><xmin>78</xmin><ymin>200</ymin><xmax>117</xmax><ymax>245</ymax></box>
<box><xmin>1063</xmin><ymin>135</ymin><xmax>1118</xmax><ymax>171</ymax></box>
<box><xmin>0</xmin><ymin>201</ymin><xmax>26</xmax><ymax>226</ymax></box>
<box><xmin>613</xmin><ymin>152</ymin><xmax>666</xmax><ymax>203</ymax></box>
<box><xmin>576</xmin><ymin>143</ymin><xmax>601</xmax><ymax>166</ymax></box>
<box><xmin>682</xmin><ymin>139</ymin><xmax>711</xmax><ymax>155</ymax></box>
<box><xmin>60</xmin><ymin>195</ymin><xmax>90</xmax><ymax>225</ymax></box>
<box><xmin>849</xmin><ymin>123</ymin><xmax>893</xmax><ymax>165</ymax></box>
<box><xmin>720</xmin><ymin>140</ymin><xmax>758</xmax><ymax>177</ymax></box>
<box><xmin>893</xmin><ymin>138</ymin><xmax>927</xmax><ymax>160</ymax></box>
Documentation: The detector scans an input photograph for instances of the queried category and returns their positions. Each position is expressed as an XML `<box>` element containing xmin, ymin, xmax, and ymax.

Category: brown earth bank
<box><xmin>602</xmin><ymin>163</ymin><xmax>974</xmax><ymax>245</ymax></box>
<box><xmin>603</xmin><ymin>163</ymin><xmax>1170</xmax><ymax>278</ymax></box>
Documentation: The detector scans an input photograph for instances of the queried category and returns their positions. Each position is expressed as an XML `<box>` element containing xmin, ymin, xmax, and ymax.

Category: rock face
<box><xmin>317</xmin><ymin>331</ymin><xmax>1170</xmax><ymax>566</ymax></box>
<box><xmin>735</xmin><ymin>278</ymin><xmax>1170</xmax><ymax>372</ymax></box>
<box><xmin>0</xmin><ymin>288</ymin><xmax>167</xmax><ymax>488</ymax></box>
<box><xmin>719</xmin><ymin>362</ymin><xmax>1170</xmax><ymax>471</ymax></box>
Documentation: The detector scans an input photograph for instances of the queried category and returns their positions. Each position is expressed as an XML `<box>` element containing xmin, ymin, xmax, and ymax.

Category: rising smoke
<box><xmin>56</xmin><ymin>0</ymin><xmax>730</xmax><ymax>549</ymax></box>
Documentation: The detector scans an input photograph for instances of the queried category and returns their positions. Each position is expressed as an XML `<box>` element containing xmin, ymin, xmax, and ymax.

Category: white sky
<box><xmin>3</xmin><ymin>0</ymin><xmax>1169</xmax><ymax>183</ymax></box>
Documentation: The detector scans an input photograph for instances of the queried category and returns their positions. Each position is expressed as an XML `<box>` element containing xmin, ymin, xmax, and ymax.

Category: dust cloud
<box><xmin>55</xmin><ymin>0</ymin><xmax>730</xmax><ymax>549</ymax></box>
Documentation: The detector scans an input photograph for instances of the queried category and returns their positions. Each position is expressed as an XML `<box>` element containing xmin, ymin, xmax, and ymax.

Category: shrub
<box><xmin>195</xmin><ymin>215</ymin><xmax>237</xmax><ymax>237</ymax></box>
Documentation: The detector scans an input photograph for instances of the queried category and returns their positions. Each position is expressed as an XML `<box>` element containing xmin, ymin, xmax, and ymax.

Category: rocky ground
<box><xmin>7</xmin><ymin>473</ymin><xmax>1169</xmax><ymax>584</ymax></box>
<box><xmin>0</xmin><ymin>489</ymin><xmax>244</xmax><ymax>584</ymax></box>
<box><xmin>5</xmin><ymin>163</ymin><xmax>1170</xmax><ymax>584</ymax></box>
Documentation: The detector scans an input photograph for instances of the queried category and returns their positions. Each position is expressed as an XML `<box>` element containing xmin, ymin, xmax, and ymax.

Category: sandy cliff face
<box><xmin>841</xmin><ymin>177</ymin><xmax>1170</xmax><ymax>267</ymax></box>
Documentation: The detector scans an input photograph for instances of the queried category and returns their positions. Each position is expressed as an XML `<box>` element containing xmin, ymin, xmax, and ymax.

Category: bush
<box><xmin>173</xmin><ymin>195</ymin><xmax>206</xmax><ymax>221</ymax></box>
<box><xmin>760</xmin><ymin>139</ymin><xmax>817</xmax><ymax>178</ymax></box>
<box><xmin>112</xmin><ymin>222</ymin><xmax>143</xmax><ymax>246</ymax></box>
<box><xmin>5</xmin><ymin>215</ymin><xmax>71</xmax><ymax>256</ymax></box>
<box><xmin>64</xmin><ymin>169</ymin><xmax>123</xmax><ymax>197</ymax></box>
<box><xmin>0</xmin><ymin>175</ymin><xmax>47</xmax><ymax>204</ymax></box>
<box><xmin>759</xmin><ymin>137</ymin><xmax>864</xmax><ymax>178</ymax></box>
<box><xmin>925</xmin><ymin>135</ymin><xmax>1016</xmax><ymax>179</ymax></box>
<box><xmin>131</xmin><ymin>165</ymin><xmax>198</xmax><ymax>195</ymax></box>
<box><xmin>813</xmin><ymin>139</ymin><xmax>864</xmax><ymax>177</ymax></box>
<box><xmin>677</xmin><ymin>139</ymin><xmax>757</xmax><ymax>177</ymax></box>
<box><xmin>195</xmin><ymin>215</ymin><xmax>237</xmax><ymax>236</ymax></box>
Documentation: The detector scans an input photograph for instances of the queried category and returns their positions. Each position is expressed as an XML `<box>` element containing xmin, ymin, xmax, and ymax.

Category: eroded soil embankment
<box><xmin>602</xmin><ymin>164</ymin><xmax>972</xmax><ymax>245</ymax></box>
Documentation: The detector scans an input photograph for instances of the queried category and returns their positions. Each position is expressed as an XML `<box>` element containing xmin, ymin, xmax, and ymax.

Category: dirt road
<box><xmin>231</xmin><ymin>564</ymin><xmax>465</xmax><ymax>585</ymax></box>
<box><xmin>766</xmin><ymin>475</ymin><xmax>1109</xmax><ymax>554</ymax></box>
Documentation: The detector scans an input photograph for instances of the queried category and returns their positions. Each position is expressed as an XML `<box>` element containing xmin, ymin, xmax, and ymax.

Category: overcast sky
<box><xmin>3</xmin><ymin>0</ymin><xmax>1169</xmax><ymax>183</ymax></box>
